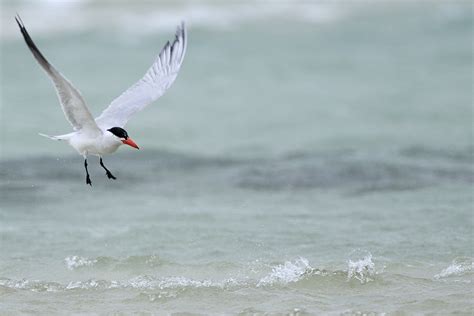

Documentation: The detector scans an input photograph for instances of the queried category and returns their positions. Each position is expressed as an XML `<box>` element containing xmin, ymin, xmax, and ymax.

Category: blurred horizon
<box><xmin>1</xmin><ymin>0</ymin><xmax>472</xmax><ymax>160</ymax></box>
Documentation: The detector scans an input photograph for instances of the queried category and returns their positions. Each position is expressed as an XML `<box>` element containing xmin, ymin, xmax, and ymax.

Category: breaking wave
<box><xmin>1</xmin><ymin>255</ymin><xmax>382</xmax><ymax>294</ymax></box>
<box><xmin>1</xmin><ymin>1</ymin><xmax>346</xmax><ymax>40</ymax></box>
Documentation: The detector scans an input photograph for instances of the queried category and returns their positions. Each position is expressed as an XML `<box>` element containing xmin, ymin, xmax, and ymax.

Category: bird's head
<box><xmin>107</xmin><ymin>127</ymin><xmax>139</xmax><ymax>149</ymax></box>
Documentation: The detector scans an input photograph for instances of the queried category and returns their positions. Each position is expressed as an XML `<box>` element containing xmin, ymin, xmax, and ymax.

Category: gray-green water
<box><xmin>1</xmin><ymin>1</ymin><xmax>473</xmax><ymax>314</ymax></box>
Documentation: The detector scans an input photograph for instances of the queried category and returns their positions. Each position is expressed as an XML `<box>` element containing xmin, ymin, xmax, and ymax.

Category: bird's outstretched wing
<box><xmin>95</xmin><ymin>22</ymin><xmax>187</xmax><ymax>129</ymax></box>
<box><xmin>15</xmin><ymin>15</ymin><xmax>101</xmax><ymax>136</ymax></box>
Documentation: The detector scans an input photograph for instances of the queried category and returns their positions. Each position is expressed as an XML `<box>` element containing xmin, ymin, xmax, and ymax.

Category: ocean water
<box><xmin>0</xmin><ymin>1</ymin><xmax>473</xmax><ymax>314</ymax></box>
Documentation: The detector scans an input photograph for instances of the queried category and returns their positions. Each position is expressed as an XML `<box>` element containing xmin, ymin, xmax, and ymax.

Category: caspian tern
<box><xmin>15</xmin><ymin>15</ymin><xmax>187</xmax><ymax>185</ymax></box>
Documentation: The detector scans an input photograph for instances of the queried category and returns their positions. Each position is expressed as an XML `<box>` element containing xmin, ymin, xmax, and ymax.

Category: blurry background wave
<box><xmin>1</xmin><ymin>0</ymin><xmax>471</xmax><ymax>159</ymax></box>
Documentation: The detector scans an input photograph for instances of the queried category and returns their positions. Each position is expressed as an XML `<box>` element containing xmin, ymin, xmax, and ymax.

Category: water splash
<box><xmin>347</xmin><ymin>251</ymin><xmax>376</xmax><ymax>284</ymax></box>
<box><xmin>434</xmin><ymin>257</ymin><xmax>473</xmax><ymax>279</ymax></box>
<box><xmin>257</xmin><ymin>257</ymin><xmax>313</xmax><ymax>287</ymax></box>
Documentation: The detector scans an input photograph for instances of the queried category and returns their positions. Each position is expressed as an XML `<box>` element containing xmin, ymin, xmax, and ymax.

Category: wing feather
<box><xmin>15</xmin><ymin>15</ymin><xmax>101</xmax><ymax>135</ymax></box>
<box><xmin>95</xmin><ymin>22</ymin><xmax>187</xmax><ymax>128</ymax></box>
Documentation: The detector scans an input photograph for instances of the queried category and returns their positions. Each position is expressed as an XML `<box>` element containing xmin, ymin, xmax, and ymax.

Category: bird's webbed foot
<box><xmin>100</xmin><ymin>157</ymin><xmax>117</xmax><ymax>180</ymax></box>
<box><xmin>105</xmin><ymin>170</ymin><xmax>116</xmax><ymax>180</ymax></box>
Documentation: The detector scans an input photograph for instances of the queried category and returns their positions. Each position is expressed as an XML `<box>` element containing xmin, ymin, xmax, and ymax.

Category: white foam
<box><xmin>257</xmin><ymin>257</ymin><xmax>312</xmax><ymax>287</ymax></box>
<box><xmin>0</xmin><ymin>278</ymin><xmax>62</xmax><ymax>292</ymax></box>
<box><xmin>63</xmin><ymin>275</ymin><xmax>232</xmax><ymax>291</ymax></box>
<box><xmin>66</xmin><ymin>279</ymin><xmax>106</xmax><ymax>290</ymax></box>
<box><xmin>157</xmin><ymin>276</ymin><xmax>214</xmax><ymax>289</ymax></box>
<box><xmin>434</xmin><ymin>257</ymin><xmax>473</xmax><ymax>279</ymax></box>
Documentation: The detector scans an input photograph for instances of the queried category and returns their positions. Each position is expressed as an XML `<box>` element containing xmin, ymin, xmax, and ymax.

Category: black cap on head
<box><xmin>108</xmin><ymin>127</ymin><xmax>128</xmax><ymax>139</ymax></box>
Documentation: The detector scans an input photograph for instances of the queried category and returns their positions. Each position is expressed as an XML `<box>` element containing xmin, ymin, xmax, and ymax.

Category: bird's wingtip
<box><xmin>14</xmin><ymin>13</ymin><xmax>24</xmax><ymax>27</ymax></box>
<box><xmin>178</xmin><ymin>21</ymin><xmax>186</xmax><ymax>33</ymax></box>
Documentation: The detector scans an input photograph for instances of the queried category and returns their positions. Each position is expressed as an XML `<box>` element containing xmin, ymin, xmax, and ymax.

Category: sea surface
<box><xmin>0</xmin><ymin>1</ymin><xmax>473</xmax><ymax>314</ymax></box>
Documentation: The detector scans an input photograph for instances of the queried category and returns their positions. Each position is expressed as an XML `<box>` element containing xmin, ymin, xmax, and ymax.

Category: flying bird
<box><xmin>15</xmin><ymin>15</ymin><xmax>187</xmax><ymax>185</ymax></box>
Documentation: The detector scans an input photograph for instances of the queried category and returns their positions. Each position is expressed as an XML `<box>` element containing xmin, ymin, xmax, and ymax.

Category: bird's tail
<box><xmin>39</xmin><ymin>133</ymin><xmax>73</xmax><ymax>141</ymax></box>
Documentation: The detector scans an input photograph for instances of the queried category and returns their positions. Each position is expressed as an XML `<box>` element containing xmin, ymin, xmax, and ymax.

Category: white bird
<box><xmin>15</xmin><ymin>15</ymin><xmax>187</xmax><ymax>185</ymax></box>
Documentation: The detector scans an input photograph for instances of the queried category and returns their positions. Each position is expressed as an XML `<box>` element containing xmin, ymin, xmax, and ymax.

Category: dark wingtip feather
<box><xmin>177</xmin><ymin>21</ymin><xmax>186</xmax><ymax>39</ymax></box>
<box><xmin>179</xmin><ymin>21</ymin><xmax>187</xmax><ymax>62</ymax></box>
<box><xmin>170</xmin><ymin>22</ymin><xmax>186</xmax><ymax>63</ymax></box>
<box><xmin>14</xmin><ymin>15</ymin><xmax>53</xmax><ymax>73</ymax></box>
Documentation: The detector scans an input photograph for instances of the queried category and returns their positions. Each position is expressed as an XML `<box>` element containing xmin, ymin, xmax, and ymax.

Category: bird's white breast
<box><xmin>69</xmin><ymin>131</ymin><xmax>121</xmax><ymax>156</ymax></box>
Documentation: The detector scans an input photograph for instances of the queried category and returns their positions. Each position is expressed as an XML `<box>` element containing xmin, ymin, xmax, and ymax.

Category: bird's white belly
<box><xmin>69</xmin><ymin>134</ymin><xmax>121</xmax><ymax>156</ymax></box>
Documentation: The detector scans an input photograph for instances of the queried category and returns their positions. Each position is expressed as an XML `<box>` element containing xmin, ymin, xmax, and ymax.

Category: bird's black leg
<box><xmin>100</xmin><ymin>157</ymin><xmax>117</xmax><ymax>180</ymax></box>
<box><xmin>84</xmin><ymin>158</ymin><xmax>92</xmax><ymax>186</ymax></box>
